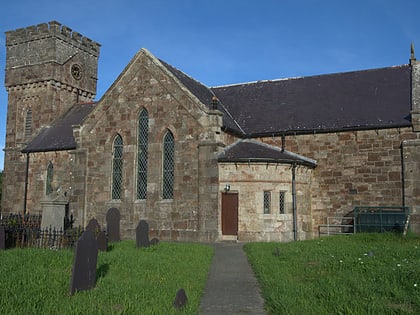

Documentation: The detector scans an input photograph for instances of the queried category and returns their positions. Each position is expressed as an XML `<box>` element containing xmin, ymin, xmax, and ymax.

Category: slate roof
<box><xmin>23</xmin><ymin>53</ymin><xmax>412</xmax><ymax>155</ymax></box>
<box><xmin>22</xmin><ymin>103</ymin><xmax>95</xmax><ymax>153</ymax></box>
<box><xmin>160</xmin><ymin>60</ymin><xmax>244</xmax><ymax>134</ymax></box>
<box><xmin>211</xmin><ymin>65</ymin><xmax>412</xmax><ymax>136</ymax></box>
<box><xmin>218</xmin><ymin>139</ymin><xmax>317</xmax><ymax>168</ymax></box>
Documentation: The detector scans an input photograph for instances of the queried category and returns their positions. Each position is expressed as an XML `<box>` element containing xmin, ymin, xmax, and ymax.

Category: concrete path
<box><xmin>200</xmin><ymin>242</ymin><xmax>266</xmax><ymax>315</ymax></box>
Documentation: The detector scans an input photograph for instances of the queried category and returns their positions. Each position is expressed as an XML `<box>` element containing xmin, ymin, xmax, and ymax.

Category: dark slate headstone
<box><xmin>173</xmin><ymin>288</ymin><xmax>188</xmax><ymax>309</ymax></box>
<box><xmin>150</xmin><ymin>238</ymin><xmax>159</xmax><ymax>246</ymax></box>
<box><xmin>85</xmin><ymin>218</ymin><xmax>101</xmax><ymax>236</ymax></box>
<box><xmin>106</xmin><ymin>208</ymin><xmax>120</xmax><ymax>242</ymax></box>
<box><xmin>69</xmin><ymin>230</ymin><xmax>98</xmax><ymax>295</ymax></box>
<box><xmin>0</xmin><ymin>225</ymin><xmax>5</xmax><ymax>250</ymax></box>
<box><xmin>136</xmin><ymin>220</ymin><xmax>150</xmax><ymax>248</ymax></box>
<box><xmin>96</xmin><ymin>230</ymin><xmax>108</xmax><ymax>252</ymax></box>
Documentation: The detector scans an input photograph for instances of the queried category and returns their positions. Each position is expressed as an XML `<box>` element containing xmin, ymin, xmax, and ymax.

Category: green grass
<box><xmin>244</xmin><ymin>233</ymin><xmax>420</xmax><ymax>315</ymax></box>
<box><xmin>0</xmin><ymin>241</ymin><xmax>213</xmax><ymax>315</ymax></box>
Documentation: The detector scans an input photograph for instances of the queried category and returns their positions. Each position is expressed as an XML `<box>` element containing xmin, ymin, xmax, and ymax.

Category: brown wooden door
<box><xmin>222</xmin><ymin>192</ymin><xmax>238</xmax><ymax>235</ymax></box>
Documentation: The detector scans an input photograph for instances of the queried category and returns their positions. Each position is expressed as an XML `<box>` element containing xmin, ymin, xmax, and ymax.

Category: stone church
<box><xmin>2</xmin><ymin>21</ymin><xmax>420</xmax><ymax>242</ymax></box>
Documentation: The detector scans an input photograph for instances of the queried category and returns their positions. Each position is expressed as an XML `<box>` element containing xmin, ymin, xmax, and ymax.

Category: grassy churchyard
<box><xmin>1</xmin><ymin>233</ymin><xmax>419</xmax><ymax>314</ymax></box>
<box><xmin>245</xmin><ymin>232</ymin><xmax>420</xmax><ymax>314</ymax></box>
<box><xmin>0</xmin><ymin>241</ymin><xmax>213</xmax><ymax>314</ymax></box>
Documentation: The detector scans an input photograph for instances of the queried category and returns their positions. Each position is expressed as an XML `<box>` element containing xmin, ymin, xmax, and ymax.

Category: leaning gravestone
<box><xmin>136</xmin><ymin>220</ymin><xmax>150</xmax><ymax>248</ymax></box>
<box><xmin>106</xmin><ymin>208</ymin><xmax>120</xmax><ymax>242</ymax></box>
<box><xmin>0</xmin><ymin>225</ymin><xmax>5</xmax><ymax>250</ymax></box>
<box><xmin>69</xmin><ymin>230</ymin><xmax>98</xmax><ymax>295</ymax></box>
<box><xmin>96</xmin><ymin>230</ymin><xmax>108</xmax><ymax>252</ymax></box>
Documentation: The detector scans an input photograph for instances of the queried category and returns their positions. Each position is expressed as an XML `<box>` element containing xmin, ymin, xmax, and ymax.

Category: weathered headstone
<box><xmin>85</xmin><ymin>218</ymin><xmax>101</xmax><ymax>236</ymax></box>
<box><xmin>0</xmin><ymin>225</ymin><xmax>5</xmax><ymax>250</ymax></box>
<box><xmin>40</xmin><ymin>196</ymin><xmax>68</xmax><ymax>231</ymax></box>
<box><xmin>136</xmin><ymin>220</ymin><xmax>150</xmax><ymax>248</ymax></box>
<box><xmin>96</xmin><ymin>230</ymin><xmax>108</xmax><ymax>251</ymax></box>
<box><xmin>69</xmin><ymin>230</ymin><xmax>98</xmax><ymax>295</ymax></box>
<box><xmin>173</xmin><ymin>288</ymin><xmax>188</xmax><ymax>309</ymax></box>
<box><xmin>150</xmin><ymin>238</ymin><xmax>159</xmax><ymax>246</ymax></box>
<box><xmin>106</xmin><ymin>208</ymin><xmax>120</xmax><ymax>242</ymax></box>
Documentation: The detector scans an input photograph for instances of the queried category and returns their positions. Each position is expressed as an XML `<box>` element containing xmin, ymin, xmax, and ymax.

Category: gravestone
<box><xmin>0</xmin><ymin>225</ymin><xmax>5</xmax><ymax>250</ymax></box>
<box><xmin>136</xmin><ymin>220</ymin><xmax>150</xmax><ymax>248</ymax></box>
<box><xmin>85</xmin><ymin>218</ymin><xmax>101</xmax><ymax>236</ymax></box>
<box><xmin>40</xmin><ymin>195</ymin><xmax>68</xmax><ymax>231</ymax></box>
<box><xmin>173</xmin><ymin>288</ymin><xmax>188</xmax><ymax>309</ymax></box>
<box><xmin>150</xmin><ymin>238</ymin><xmax>159</xmax><ymax>246</ymax></box>
<box><xmin>106</xmin><ymin>208</ymin><xmax>120</xmax><ymax>242</ymax></box>
<box><xmin>69</xmin><ymin>230</ymin><xmax>98</xmax><ymax>295</ymax></box>
<box><xmin>96</xmin><ymin>230</ymin><xmax>108</xmax><ymax>251</ymax></box>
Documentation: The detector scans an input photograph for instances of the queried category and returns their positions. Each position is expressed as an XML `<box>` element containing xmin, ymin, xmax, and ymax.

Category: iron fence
<box><xmin>1</xmin><ymin>214</ymin><xmax>83</xmax><ymax>250</ymax></box>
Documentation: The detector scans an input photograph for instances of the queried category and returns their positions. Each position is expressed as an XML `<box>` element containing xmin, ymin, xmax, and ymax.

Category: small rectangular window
<box><xmin>263</xmin><ymin>191</ymin><xmax>271</xmax><ymax>214</ymax></box>
<box><xmin>279</xmin><ymin>191</ymin><xmax>286</xmax><ymax>214</ymax></box>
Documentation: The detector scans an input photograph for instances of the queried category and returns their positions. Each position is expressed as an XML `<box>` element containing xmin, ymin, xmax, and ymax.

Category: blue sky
<box><xmin>0</xmin><ymin>0</ymin><xmax>419</xmax><ymax>170</ymax></box>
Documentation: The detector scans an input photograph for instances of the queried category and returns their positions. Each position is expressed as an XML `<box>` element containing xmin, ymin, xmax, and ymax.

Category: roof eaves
<box><xmin>218</xmin><ymin>157</ymin><xmax>317</xmax><ymax>168</ymax></box>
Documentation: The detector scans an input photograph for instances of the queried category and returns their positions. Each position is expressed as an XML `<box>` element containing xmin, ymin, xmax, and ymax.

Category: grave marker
<box><xmin>69</xmin><ymin>230</ymin><xmax>98</xmax><ymax>295</ymax></box>
<box><xmin>136</xmin><ymin>220</ymin><xmax>150</xmax><ymax>248</ymax></box>
<box><xmin>150</xmin><ymin>238</ymin><xmax>159</xmax><ymax>246</ymax></box>
<box><xmin>106</xmin><ymin>208</ymin><xmax>120</xmax><ymax>242</ymax></box>
<box><xmin>96</xmin><ymin>230</ymin><xmax>108</xmax><ymax>251</ymax></box>
<box><xmin>173</xmin><ymin>288</ymin><xmax>188</xmax><ymax>309</ymax></box>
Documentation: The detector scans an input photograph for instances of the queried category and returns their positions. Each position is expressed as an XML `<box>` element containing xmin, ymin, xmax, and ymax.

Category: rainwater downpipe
<box><xmin>23</xmin><ymin>152</ymin><xmax>30</xmax><ymax>215</ymax></box>
<box><xmin>292</xmin><ymin>163</ymin><xmax>298</xmax><ymax>241</ymax></box>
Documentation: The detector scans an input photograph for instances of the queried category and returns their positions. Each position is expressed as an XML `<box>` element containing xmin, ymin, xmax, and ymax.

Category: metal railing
<box><xmin>318</xmin><ymin>216</ymin><xmax>354</xmax><ymax>237</ymax></box>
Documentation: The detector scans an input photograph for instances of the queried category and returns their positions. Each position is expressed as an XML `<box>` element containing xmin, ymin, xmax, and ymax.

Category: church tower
<box><xmin>2</xmin><ymin>21</ymin><xmax>100</xmax><ymax>214</ymax></box>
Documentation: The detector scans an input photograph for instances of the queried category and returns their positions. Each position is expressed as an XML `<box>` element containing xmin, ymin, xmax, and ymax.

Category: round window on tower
<box><xmin>71</xmin><ymin>64</ymin><xmax>83</xmax><ymax>80</ymax></box>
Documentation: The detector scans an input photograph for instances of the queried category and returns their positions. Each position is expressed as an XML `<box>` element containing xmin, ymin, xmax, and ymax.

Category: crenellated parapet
<box><xmin>5</xmin><ymin>21</ymin><xmax>100</xmax><ymax>57</ymax></box>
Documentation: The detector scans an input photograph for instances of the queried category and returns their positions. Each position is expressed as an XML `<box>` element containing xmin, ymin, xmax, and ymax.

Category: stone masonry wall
<box><xmin>2</xmin><ymin>21</ymin><xmax>99</xmax><ymax>215</ymax></box>
<box><xmin>219</xmin><ymin>162</ymin><xmax>313</xmax><ymax>242</ymax></box>
<box><xmin>76</xmin><ymin>50</ymin><xmax>221</xmax><ymax>241</ymax></box>
<box><xmin>262</xmin><ymin>127</ymin><xmax>419</xmax><ymax>233</ymax></box>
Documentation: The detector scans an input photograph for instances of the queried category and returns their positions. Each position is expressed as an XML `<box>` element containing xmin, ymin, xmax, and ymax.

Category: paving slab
<box><xmin>200</xmin><ymin>242</ymin><xmax>266</xmax><ymax>315</ymax></box>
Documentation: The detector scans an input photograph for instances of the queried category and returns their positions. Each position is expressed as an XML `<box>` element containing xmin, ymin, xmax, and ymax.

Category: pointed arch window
<box><xmin>162</xmin><ymin>130</ymin><xmax>174</xmax><ymax>199</ymax></box>
<box><xmin>137</xmin><ymin>109</ymin><xmax>149</xmax><ymax>199</ymax></box>
<box><xmin>112</xmin><ymin>134</ymin><xmax>124</xmax><ymax>200</ymax></box>
<box><xmin>25</xmin><ymin>109</ymin><xmax>32</xmax><ymax>139</ymax></box>
<box><xmin>46</xmin><ymin>161</ymin><xmax>53</xmax><ymax>195</ymax></box>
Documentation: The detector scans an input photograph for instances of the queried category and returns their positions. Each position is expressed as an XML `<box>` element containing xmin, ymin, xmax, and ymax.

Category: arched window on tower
<box><xmin>112</xmin><ymin>134</ymin><xmax>124</xmax><ymax>200</ymax></box>
<box><xmin>46</xmin><ymin>161</ymin><xmax>53</xmax><ymax>195</ymax></box>
<box><xmin>24</xmin><ymin>109</ymin><xmax>32</xmax><ymax>139</ymax></box>
<box><xmin>137</xmin><ymin>109</ymin><xmax>149</xmax><ymax>199</ymax></box>
<box><xmin>162</xmin><ymin>130</ymin><xmax>174</xmax><ymax>199</ymax></box>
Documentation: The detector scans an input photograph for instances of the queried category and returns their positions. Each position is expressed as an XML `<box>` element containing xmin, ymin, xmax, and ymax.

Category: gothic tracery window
<box><xmin>112</xmin><ymin>134</ymin><xmax>124</xmax><ymax>200</ymax></box>
<box><xmin>137</xmin><ymin>109</ymin><xmax>149</xmax><ymax>199</ymax></box>
<box><xmin>162</xmin><ymin>130</ymin><xmax>174</xmax><ymax>199</ymax></box>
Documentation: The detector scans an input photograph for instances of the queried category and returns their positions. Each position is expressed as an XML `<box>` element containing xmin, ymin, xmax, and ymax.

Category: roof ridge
<box><xmin>211</xmin><ymin>64</ymin><xmax>410</xmax><ymax>89</ymax></box>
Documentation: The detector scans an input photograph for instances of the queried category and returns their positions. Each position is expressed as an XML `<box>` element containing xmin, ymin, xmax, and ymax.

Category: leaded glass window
<box><xmin>162</xmin><ymin>130</ymin><xmax>174</xmax><ymax>199</ymax></box>
<box><xmin>137</xmin><ymin>109</ymin><xmax>149</xmax><ymax>199</ymax></box>
<box><xmin>263</xmin><ymin>191</ymin><xmax>271</xmax><ymax>214</ymax></box>
<box><xmin>112</xmin><ymin>134</ymin><xmax>123</xmax><ymax>200</ymax></box>
<box><xmin>46</xmin><ymin>161</ymin><xmax>53</xmax><ymax>195</ymax></box>
<box><xmin>279</xmin><ymin>191</ymin><xmax>286</xmax><ymax>214</ymax></box>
